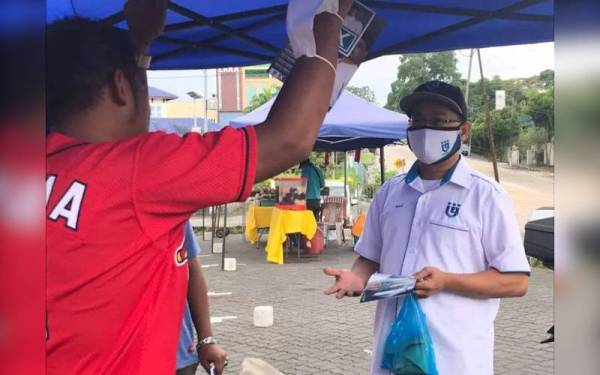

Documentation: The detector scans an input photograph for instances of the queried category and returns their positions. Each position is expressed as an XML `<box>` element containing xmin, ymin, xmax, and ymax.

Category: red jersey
<box><xmin>46</xmin><ymin>127</ymin><xmax>256</xmax><ymax>375</ymax></box>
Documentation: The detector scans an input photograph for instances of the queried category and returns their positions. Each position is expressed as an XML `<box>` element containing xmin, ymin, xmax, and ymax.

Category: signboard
<box><xmin>495</xmin><ymin>90</ymin><xmax>506</xmax><ymax>110</ymax></box>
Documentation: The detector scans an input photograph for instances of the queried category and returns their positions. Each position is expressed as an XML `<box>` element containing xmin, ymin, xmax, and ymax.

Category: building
<box><xmin>216</xmin><ymin>65</ymin><xmax>280</xmax><ymax>125</ymax></box>
<box><xmin>149</xmin><ymin>87</ymin><xmax>177</xmax><ymax>118</ymax></box>
<box><xmin>150</xmin><ymin>64</ymin><xmax>280</xmax><ymax>126</ymax></box>
<box><xmin>149</xmin><ymin>86</ymin><xmax>218</xmax><ymax>122</ymax></box>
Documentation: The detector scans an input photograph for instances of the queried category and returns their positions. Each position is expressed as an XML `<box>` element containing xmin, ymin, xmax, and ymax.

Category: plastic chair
<box><xmin>321</xmin><ymin>201</ymin><xmax>345</xmax><ymax>246</ymax></box>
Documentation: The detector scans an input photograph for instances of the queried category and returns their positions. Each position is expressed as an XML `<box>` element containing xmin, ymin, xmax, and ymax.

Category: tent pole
<box><xmin>333</xmin><ymin>152</ymin><xmax>336</xmax><ymax>180</ymax></box>
<box><xmin>477</xmin><ymin>49</ymin><xmax>500</xmax><ymax>183</ymax></box>
<box><xmin>344</xmin><ymin>152</ymin><xmax>348</xmax><ymax>198</ymax></box>
<box><xmin>379</xmin><ymin>147</ymin><xmax>385</xmax><ymax>185</ymax></box>
<box><xmin>203</xmin><ymin>69</ymin><xmax>208</xmax><ymax>133</ymax></box>
<box><xmin>222</xmin><ymin>204</ymin><xmax>227</xmax><ymax>271</ymax></box>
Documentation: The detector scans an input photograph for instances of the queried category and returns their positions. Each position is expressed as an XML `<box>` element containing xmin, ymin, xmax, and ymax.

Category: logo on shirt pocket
<box><xmin>445</xmin><ymin>202</ymin><xmax>461</xmax><ymax>217</ymax></box>
<box><xmin>174</xmin><ymin>243</ymin><xmax>188</xmax><ymax>266</ymax></box>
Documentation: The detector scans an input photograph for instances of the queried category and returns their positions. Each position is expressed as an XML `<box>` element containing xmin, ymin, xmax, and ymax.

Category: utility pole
<box><xmin>477</xmin><ymin>49</ymin><xmax>500</xmax><ymax>183</ymax></box>
<box><xmin>465</xmin><ymin>49</ymin><xmax>474</xmax><ymax>156</ymax></box>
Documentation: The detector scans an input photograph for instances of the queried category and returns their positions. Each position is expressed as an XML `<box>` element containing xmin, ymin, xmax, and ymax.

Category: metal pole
<box><xmin>332</xmin><ymin>152</ymin><xmax>336</xmax><ymax>180</ymax></box>
<box><xmin>193</xmin><ymin>99</ymin><xmax>198</xmax><ymax>129</ymax></box>
<box><xmin>221</xmin><ymin>204</ymin><xmax>228</xmax><ymax>271</ymax></box>
<box><xmin>343</xmin><ymin>152</ymin><xmax>348</xmax><ymax>198</ymax></box>
<box><xmin>203</xmin><ymin>69</ymin><xmax>209</xmax><ymax>133</ymax></box>
<box><xmin>379</xmin><ymin>147</ymin><xmax>385</xmax><ymax>185</ymax></box>
<box><xmin>477</xmin><ymin>49</ymin><xmax>500</xmax><ymax>183</ymax></box>
<box><xmin>210</xmin><ymin>206</ymin><xmax>217</xmax><ymax>253</ymax></box>
<box><xmin>465</xmin><ymin>49</ymin><xmax>474</xmax><ymax>156</ymax></box>
<box><xmin>202</xmin><ymin>207</ymin><xmax>206</xmax><ymax>237</ymax></box>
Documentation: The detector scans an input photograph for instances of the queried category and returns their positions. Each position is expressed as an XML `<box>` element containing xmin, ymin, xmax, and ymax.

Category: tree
<box><xmin>517</xmin><ymin>126</ymin><xmax>549</xmax><ymax>154</ymax></box>
<box><xmin>470</xmin><ymin>108</ymin><xmax>522</xmax><ymax>160</ymax></box>
<box><xmin>347</xmin><ymin>85</ymin><xmax>376</xmax><ymax>103</ymax></box>
<box><xmin>386</xmin><ymin>52</ymin><xmax>462</xmax><ymax>112</ymax></box>
<box><xmin>522</xmin><ymin>88</ymin><xmax>554</xmax><ymax>138</ymax></box>
<box><xmin>244</xmin><ymin>85</ymin><xmax>281</xmax><ymax>113</ymax></box>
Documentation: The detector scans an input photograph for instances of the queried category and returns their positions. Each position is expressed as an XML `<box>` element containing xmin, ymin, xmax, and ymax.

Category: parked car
<box><xmin>523</xmin><ymin>207</ymin><xmax>554</xmax><ymax>344</ymax></box>
<box><xmin>461</xmin><ymin>143</ymin><xmax>471</xmax><ymax>156</ymax></box>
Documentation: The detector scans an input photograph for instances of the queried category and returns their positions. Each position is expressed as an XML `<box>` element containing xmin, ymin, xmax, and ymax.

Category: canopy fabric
<box><xmin>46</xmin><ymin>1</ymin><xmax>553</xmax><ymax>70</ymax></box>
<box><xmin>230</xmin><ymin>90</ymin><xmax>408</xmax><ymax>151</ymax></box>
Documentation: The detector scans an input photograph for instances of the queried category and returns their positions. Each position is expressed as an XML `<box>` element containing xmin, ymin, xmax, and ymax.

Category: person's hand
<box><xmin>341</xmin><ymin>38</ymin><xmax>368</xmax><ymax>65</ymax></box>
<box><xmin>124</xmin><ymin>0</ymin><xmax>169</xmax><ymax>51</ymax></box>
<box><xmin>413</xmin><ymin>266</ymin><xmax>450</xmax><ymax>298</ymax></box>
<box><xmin>323</xmin><ymin>267</ymin><xmax>365</xmax><ymax>299</ymax></box>
<box><xmin>198</xmin><ymin>344</ymin><xmax>227</xmax><ymax>375</ymax></box>
<box><xmin>338</xmin><ymin>0</ymin><xmax>354</xmax><ymax>18</ymax></box>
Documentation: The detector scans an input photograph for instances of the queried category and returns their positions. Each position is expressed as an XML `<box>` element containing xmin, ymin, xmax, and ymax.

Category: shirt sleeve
<box><xmin>184</xmin><ymin>221</ymin><xmax>201</xmax><ymax>257</ymax></box>
<box><xmin>482</xmin><ymin>189</ymin><xmax>531</xmax><ymax>274</ymax></box>
<box><xmin>133</xmin><ymin>126</ymin><xmax>257</xmax><ymax>225</ymax></box>
<box><xmin>354</xmin><ymin>182</ymin><xmax>388</xmax><ymax>264</ymax></box>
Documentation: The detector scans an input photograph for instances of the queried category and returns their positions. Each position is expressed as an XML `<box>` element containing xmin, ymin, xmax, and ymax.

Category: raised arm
<box><xmin>254</xmin><ymin>1</ymin><xmax>353</xmax><ymax>182</ymax></box>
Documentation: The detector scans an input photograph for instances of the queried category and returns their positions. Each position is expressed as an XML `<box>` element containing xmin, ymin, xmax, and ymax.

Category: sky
<box><xmin>148</xmin><ymin>42</ymin><xmax>554</xmax><ymax>107</ymax></box>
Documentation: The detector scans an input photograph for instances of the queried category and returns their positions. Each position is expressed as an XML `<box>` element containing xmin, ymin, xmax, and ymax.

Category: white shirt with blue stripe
<box><xmin>355</xmin><ymin>157</ymin><xmax>530</xmax><ymax>375</ymax></box>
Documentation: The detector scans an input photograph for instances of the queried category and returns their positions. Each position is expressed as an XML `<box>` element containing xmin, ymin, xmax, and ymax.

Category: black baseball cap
<box><xmin>400</xmin><ymin>80</ymin><xmax>468</xmax><ymax>120</ymax></box>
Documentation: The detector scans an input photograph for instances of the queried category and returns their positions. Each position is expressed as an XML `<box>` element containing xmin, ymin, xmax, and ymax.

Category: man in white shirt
<box><xmin>323</xmin><ymin>80</ymin><xmax>530</xmax><ymax>375</ymax></box>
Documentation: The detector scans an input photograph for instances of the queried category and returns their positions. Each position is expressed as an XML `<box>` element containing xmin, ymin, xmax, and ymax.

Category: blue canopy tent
<box><xmin>231</xmin><ymin>90</ymin><xmax>408</xmax><ymax>201</ymax></box>
<box><xmin>230</xmin><ymin>90</ymin><xmax>409</xmax><ymax>152</ymax></box>
<box><xmin>46</xmin><ymin>1</ymin><xmax>553</xmax><ymax>70</ymax></box>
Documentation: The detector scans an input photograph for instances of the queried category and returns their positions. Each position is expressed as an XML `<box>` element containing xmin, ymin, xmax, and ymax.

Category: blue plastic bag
<box><xmin>381</xmin><ymin>293</ymin><xmax>439</xmax><ymax>375</ymax></box>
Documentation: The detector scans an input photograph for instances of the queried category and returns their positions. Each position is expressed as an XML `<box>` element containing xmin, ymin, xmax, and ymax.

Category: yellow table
<box><xmin>245</xmin><ymin>206</ymin><xmax>274</xmax><ymax>244</ymax></box>
<box><xmin>265</xmin><ymin>207</ymin><xmax>317</xmax><ymax>265</ymax></box>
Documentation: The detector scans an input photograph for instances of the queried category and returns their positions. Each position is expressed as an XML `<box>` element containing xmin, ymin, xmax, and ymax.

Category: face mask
<box><xmin>330</xmin><ymin>62</ymin><xmax>358</xmax><ymax>107</ymax></box>
<box><xmin>407</xmin><ymin>127</ymin><xmax>461</xmax><ymax>165</ymax></box>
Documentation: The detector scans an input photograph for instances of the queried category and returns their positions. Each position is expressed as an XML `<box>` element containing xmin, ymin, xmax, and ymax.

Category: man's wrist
<box><xmin>313</xmin><ymin>12</ymin><xmax>343</xmax><ymax>63</ymax></box>
<box><xmin>197</xmin><ymin>336</ymin><xmax>218</xmax><ymax>348</ymax></box>
<box><xmin>442</xmin><ymin>272</ymin><xmax>457</xmax><ymax>292</ymax></box>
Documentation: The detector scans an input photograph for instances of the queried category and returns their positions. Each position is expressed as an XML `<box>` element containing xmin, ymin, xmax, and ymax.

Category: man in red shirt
<box><xmin>46</xmin><ymin>0</ymin><xmax>351</xmax><ymax>374</ymax></box>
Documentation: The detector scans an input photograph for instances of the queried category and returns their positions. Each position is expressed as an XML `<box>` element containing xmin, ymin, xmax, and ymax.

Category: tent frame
<box><xmin>99</xmin><ymin>0</ymin><xmax>552</xmax><ymax>69</ymax></box>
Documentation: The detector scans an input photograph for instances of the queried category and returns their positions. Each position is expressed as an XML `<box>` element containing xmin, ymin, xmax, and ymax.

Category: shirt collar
<box><xmin>46</xmin><ymin>132</ymin><xmax>87</xmax><ymax>155</ymax></box>
<box><xmin>404</xmin><ymin>157</ymin><xmax>471</xmax><ymax>189</ymax></box>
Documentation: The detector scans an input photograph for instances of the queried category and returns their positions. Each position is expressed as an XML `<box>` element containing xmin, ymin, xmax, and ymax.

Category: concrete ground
<box><xmin>196</xmin><ymin>236</ymin><xmax>553</xmax><ymax>375</ymax></box>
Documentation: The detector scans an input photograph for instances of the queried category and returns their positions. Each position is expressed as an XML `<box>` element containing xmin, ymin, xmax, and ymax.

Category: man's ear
<box><xmin>460</xmin><ymin>121</ymin><xmax>471</xmax><ymax>143</ymax></box>
<box><xmin>109</xmin><ymin>69</ymin><xmax>133</xmax><ymax>107</ymax></box>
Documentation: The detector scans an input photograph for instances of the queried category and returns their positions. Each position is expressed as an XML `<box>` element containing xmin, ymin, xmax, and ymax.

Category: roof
<box><xmin>148</xmin><ymin>87</ymin><xmax>178</xmax><ymax>101</ymax></box>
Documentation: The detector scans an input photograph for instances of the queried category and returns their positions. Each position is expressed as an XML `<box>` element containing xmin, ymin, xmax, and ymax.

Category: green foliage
<box><xmin>361</xmin><ymin>150</ymin><xmax>376</xmax><ymax>166</ymax></box>
<box><xmin>517</xmin><ymin>126</ymin><xmax>549</xmax><ymax>154</ymax></box>
<box><xmin>386</xmin><ymin>52</ymin><xmax>462</xmax><ymax>112</ymax></box>
<box><xmin>347</xmin><ymin>85</ymin><xmax>376</xmax><ymax>103</ymax></box>
<box><xmin>465</xmin><ymin>70</ymin><xmax>554</xmax><ymax>157</ymax></box>
<box><xmin>364</xmin><ymin>171</ymin><xmax>397</xmax><ymax>199</ymax></box>
<box><xmin>244</xmin><ymin>85</ymin><xmax>281</xmax><ymax>113</ymax></box>
<box><xmin>522</xmin><ymin>88</ymin><xmax>554</xmax><ymax>137</ymax></box>
<box><xmin>384</xmin><ymin>56</ymin><xmax>555</xmax><ymax>161</ymax></box>
<box><xmin>252</xmin><ymin>179</ymin><xmax>273</xmax><ymax>193</ymax></box>
<box><xmin>470</xmin><ymin>109</ymin><xmax>522</xmax><ymax>160</ymax></box>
